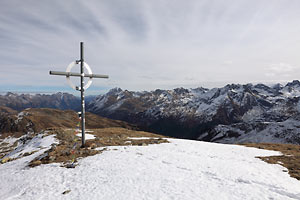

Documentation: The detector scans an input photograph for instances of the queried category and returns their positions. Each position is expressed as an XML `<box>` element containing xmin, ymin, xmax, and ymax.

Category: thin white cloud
<box><xmin>0</xmin><ymin>0</ymin><xmax>300</xmax><ymax>92</ymax></box>
<box><xmin>223</xmin><ymin>60</ymin><xmax>233</xmax><ymax>65</ymax></box>
<box><xmin>266</xmin><ymin>63</ymin><xmax>298</xmax><ymax>77</ymax></box>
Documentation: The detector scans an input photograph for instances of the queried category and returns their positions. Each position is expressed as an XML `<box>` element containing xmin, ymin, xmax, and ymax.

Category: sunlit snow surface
<box><xmin>1</xmin><ymin>139</ymin><xmax>300</xmax><ymax>200</ymax></box>
<box><xmin>75</xmin><ymin>133</ymin><xmax>95</xmax><ymax>140</ymax></box>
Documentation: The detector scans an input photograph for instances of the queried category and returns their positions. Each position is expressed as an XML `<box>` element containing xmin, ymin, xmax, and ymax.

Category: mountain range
<box><xmin>2</xmin><ymin>80</ymin><xmax>300</xmax><ymax>144</ymax></box>
<box><xmin>87</xmin><ymin>80</ymin><xmax>300</xmax><ymax>144</ymax></box>
<box><xmin>0</xmin><ymin>92</ymin><xmax>81</xmax><ymax>111</ymax></box>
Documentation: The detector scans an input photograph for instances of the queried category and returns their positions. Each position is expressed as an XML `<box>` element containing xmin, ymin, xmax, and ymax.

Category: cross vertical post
<box><xmin>49</xmin><ymin>42</ymin><xmax>109</xmax><ymax>148</ymax></box>
<box><xmin>80</xmin><ymin>42</ymin><xmax>85</xmax><ymax>147</ymax></box>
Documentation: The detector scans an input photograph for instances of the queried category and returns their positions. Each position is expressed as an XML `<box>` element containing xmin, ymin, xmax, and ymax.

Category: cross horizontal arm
<box><xmin>49</xmin><ymin>71</ymin><xmax>109</xmax><ymax>78</ymax></box>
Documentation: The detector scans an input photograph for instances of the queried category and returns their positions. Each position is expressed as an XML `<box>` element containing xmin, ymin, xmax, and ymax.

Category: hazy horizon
<box><xmin>0</xmin><ymin>79</ymin><xmax>295</xmax><ymax>97</ymax></box>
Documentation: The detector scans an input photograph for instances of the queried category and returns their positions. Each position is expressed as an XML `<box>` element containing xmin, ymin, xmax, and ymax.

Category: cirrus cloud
<box><xmin>0</xmin><ymin>0</ymin><xmax>300</xmax><ymax>93</ymax></box>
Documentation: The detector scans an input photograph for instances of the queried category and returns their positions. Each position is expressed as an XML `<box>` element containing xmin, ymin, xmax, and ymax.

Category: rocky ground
<box><xmin>1</xmin><ymin>127</ymin><xmax>168</xmax><ymax>168</ymax></box>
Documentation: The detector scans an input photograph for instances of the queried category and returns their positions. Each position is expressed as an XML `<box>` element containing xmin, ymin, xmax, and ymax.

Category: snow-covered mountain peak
<box><xmin>285</xmin><ymin>80</ymin><xmax>300</xmax><ymax>88</ymax></box>
<box><xmin>88</xmin><ymin>80</ymin><xmax>300</xmax><ymax>144</ymax></box>
<box><xmin>107</xmin><ymin>87</ymin><xmax>123</xmax><ymax>95</ymax></box>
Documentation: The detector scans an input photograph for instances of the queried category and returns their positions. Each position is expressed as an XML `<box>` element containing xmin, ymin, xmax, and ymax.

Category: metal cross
<box><xmin>49</xmin><ymin>42</ymin><xmax>109</xmax><ymax>147</ymax></box>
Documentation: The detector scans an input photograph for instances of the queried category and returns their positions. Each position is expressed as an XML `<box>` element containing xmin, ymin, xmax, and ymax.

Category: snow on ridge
<box><xmin>241</xmin><ymin>106</ymin><xmax>263</xmax><ymax>122</ymax></box>
<box><xmin>281</xmin><ymin>87</ymin><xmax>300</xmax><ymax>98</ymax></box>
<box><xmin>0</xmin><ymin>138</ymin><xmax>299</xmax><ymax>199</ymax></box>
<box><xmin>0</xmin><ymin>131</ymin><xmax>58</xmax><ymax>168</ymax></box>
<box><xmin>210</xmin><ymin>119</ymin><xmax>300</xmax><ymax>144</ymax></box>
<box><xmin>3</xmin><ymin>133</ymin><xmax>58</xmax><ymax>160</ymax></box>
<box><xmin>87</xmin><ymin>81</ymin><xmax>300</xmax><ymax>144</ymax></box>
<box><xmin>107</xmin><ymin>99</ymin><xmax>125</xmax><ymax>112</ymax></box>
<box><xmin>14</xmin><ymin>111</ymin><xmax>28</xmax><ymax>124</ymax></box>
<box><xmin>0</xmin><ymin>136</ymin><xmax>18</xmax><ymax>147</ymax></box>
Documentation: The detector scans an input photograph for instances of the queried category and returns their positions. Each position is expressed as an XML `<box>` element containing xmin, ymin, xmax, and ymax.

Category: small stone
<box><xmin>1</xmin><ymin>157</ymin><xmax>10</xmax><ymax>164</ymax></box>
<box><xmin>90</xmin><ymin>143</ymin><xmax>97</xmax><ymax>149</ymax></box>
<box><xmin>66</xmin><ymin>163</ymin><xmax>76</xmax><ymax>168</ymax></box>
<box><xmin>49</xmin><ymin>156</ymin><xmax>56</xmax><ymax>161</ymax></box>
<box><xmin>23</xmin><ymin>152</ymin><xmax>31</xmax><ymax>157</ymax></box>
<box><xmin>31</xmin><ymin>160</ymin><xmax>42</xmax><ymax>166</ymax></box>
<box><xmin>62</xmin><ymin>190</ymin><xmax>71</xmax><ymax>195</ymax></box>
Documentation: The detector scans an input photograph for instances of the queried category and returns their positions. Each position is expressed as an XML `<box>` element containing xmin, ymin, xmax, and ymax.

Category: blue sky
<box><xmin>0</xmin><ymin>0</ymin><xmax>300</xmax><ymax>95</ymax></box>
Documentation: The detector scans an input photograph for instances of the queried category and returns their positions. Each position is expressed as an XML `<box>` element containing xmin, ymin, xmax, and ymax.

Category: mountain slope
<box><xmin>0</xmin><ymin>107</ymin><xmax>133</xmax><ymax>136</ymax></box>
<box><xmin>87</xmin><ymin>80</ymin><xmax>300</xmax><ymax>144</ymax></box>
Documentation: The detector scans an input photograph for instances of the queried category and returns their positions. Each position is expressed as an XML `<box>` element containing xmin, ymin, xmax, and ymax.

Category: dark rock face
<box><xmin>87</xmin><ymin>80</ymin><xmax>300</xmax><ymax>144</ymax></box>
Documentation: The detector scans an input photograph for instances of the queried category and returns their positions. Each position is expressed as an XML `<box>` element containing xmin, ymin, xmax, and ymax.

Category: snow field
<box><xmin>0</xmin><ymin>138</ymin><xmax>299</xmax><ymax>199</ymax></box>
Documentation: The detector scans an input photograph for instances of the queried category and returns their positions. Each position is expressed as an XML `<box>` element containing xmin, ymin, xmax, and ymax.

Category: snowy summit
<box><xmin>0</xmin><ymin>137</ymin><xmax>299</xmax><ymax>199</ymax></box>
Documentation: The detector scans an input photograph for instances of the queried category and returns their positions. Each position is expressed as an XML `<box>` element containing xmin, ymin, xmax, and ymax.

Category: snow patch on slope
<box><xmin>210</xmin><ymin>119</ymin><xmax>300</xmax><ymax>144</ymax></box>
<box><xmin>1</xmin><ymin>132</ymin><xmax>58</xmax><ymax>162</ymax></box>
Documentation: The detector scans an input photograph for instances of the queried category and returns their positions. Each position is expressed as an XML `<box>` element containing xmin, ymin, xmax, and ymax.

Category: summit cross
<box><xmin>49</xmin><ymin>42</ymin><xmax>109</xmax><ymax>147</ymax></box>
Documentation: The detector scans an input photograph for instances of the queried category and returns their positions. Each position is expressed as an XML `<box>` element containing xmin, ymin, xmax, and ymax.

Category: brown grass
<box><xmin>242</xmin><ymin>143</ymin><xmax>300</xmax><ymax>181</ymax></box>
<box><xmin>29</xmin><ymin>127</ymin><xmax>168</xmax><ymax>168</ymax></box>
<box><xmin>0</xmin><ymin>139</ymin><xmax>18</xmax><ymax>159</ymax></box>
<box><xmin>0</xmin><ymin>106</ymin><xmax>17</xmax><ymax>114</ymax></box>
<box><xmin>1</xmin><ymin>108</ymin><xmax>164</xmax><ymax>167</ymax></box>
<box><xmin>0</xmin><ymin>132</ymin><xmax>24</xmax><ymax>140</ymax></box>
<box><xmin>26</xmin><ymin>108</ymin><xmax>134</xmax><ymax>132</ymax></box>
<box><xmin>0</xmin><ymin>108</ymin><xmax>135</xmax><ymax>136</ymax></box>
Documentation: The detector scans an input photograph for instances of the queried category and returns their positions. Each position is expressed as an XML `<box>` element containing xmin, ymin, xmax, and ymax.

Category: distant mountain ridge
<box><xmin>0</xmin><ymin>92</ymin><xmax>81</xmax><ymax>111</ymax></box>
<box><xmin>2</xmin><ymin>81</ymin><xmax>300</xmax><ymax>144</ymax></box>
<box><xmin>87</xmin><ymin>80</ymin><xmax>300</xmax><ymax>144</ymax></box>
